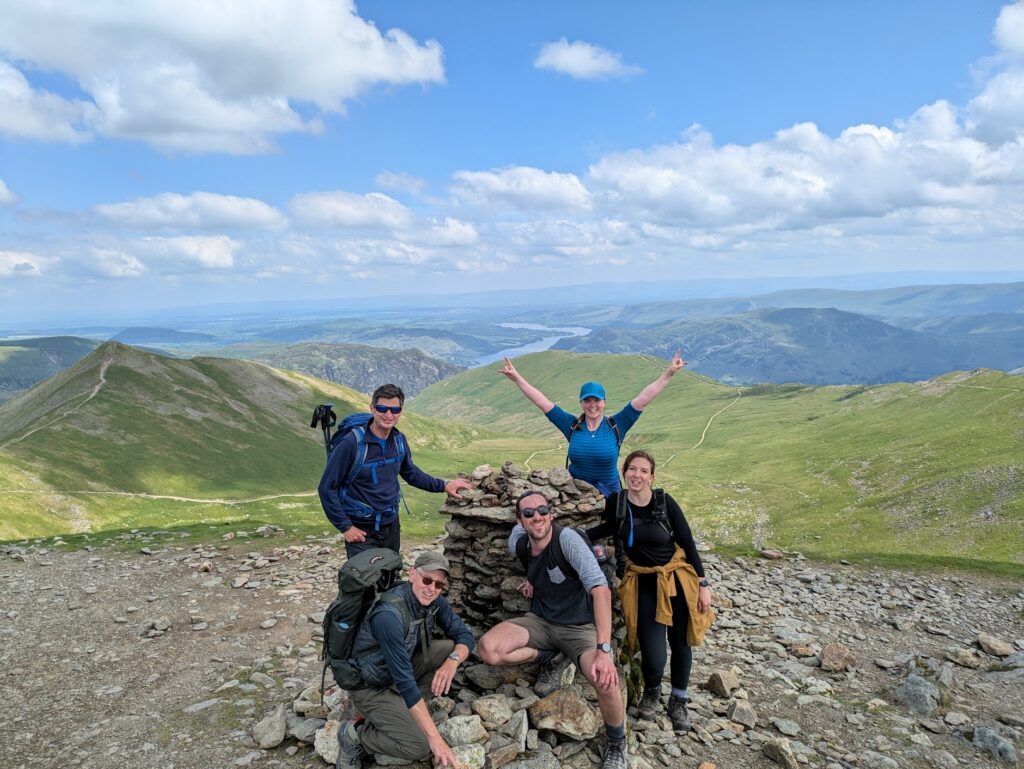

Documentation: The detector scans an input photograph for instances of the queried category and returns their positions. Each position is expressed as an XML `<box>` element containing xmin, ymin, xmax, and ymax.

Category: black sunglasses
<box><xmin>416</xmin><ymin>569</ymin><xmax>448</xmax><ymax>590</ymax></box>
<box><xmin>519</xmin><ymin>505</ymin><xmax>551</xmax><ymax>519</ymax></box>
<box><xmin>373</xmin><ymin>404</ymin><xmax>403</xmax><ymax>414</ymax></box>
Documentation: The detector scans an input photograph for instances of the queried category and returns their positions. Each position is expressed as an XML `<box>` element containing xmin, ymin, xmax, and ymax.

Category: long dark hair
<box><xmin>622</xmin><ymin>449</ymin><xmax>656</xmax><ymax>476</ymax></box>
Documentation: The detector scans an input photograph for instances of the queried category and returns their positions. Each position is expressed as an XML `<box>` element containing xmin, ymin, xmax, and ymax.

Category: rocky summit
<box><xmin>0</xmin><ymin>490</ymin><xmax>1021</xmax><ymax>769</ymax></box>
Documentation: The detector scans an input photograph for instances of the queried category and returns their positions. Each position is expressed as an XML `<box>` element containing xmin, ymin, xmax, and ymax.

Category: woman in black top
<box><xmin>587</xmin><ymin>449</ymin><xmax>711</xmax><ymax>731</ymax></box>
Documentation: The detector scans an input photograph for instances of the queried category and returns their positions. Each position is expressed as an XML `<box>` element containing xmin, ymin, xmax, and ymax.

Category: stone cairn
<box><xmin>439</xmin><ymin>461</ymin><xmax>608</xmax><ymax>632</ymax></box>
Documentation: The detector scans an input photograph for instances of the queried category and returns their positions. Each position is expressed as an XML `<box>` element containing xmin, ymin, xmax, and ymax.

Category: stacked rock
<box><xmin>439</xmin><ymin>461</ymin><xmax>608</xmax><ymax>630</ymax></box>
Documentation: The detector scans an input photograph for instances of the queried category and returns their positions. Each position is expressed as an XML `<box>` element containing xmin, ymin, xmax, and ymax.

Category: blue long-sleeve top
<box><xmin>317</xmin><ymin>427</ymin><xmax>445</xmax><ymax>531</ymax></box>
<box><xmin>368</xmin><ymin>594</ymin><xmax>475</xmax><ymax>708</ymax></box>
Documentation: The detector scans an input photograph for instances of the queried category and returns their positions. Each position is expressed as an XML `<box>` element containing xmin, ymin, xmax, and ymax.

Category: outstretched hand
<box><xmin>499</xmin><ymin>357</ymin><xmax>519</xmax><ymax>381</ymax></box>
<box><xmin>445</xmin><ymin>478</ymin><xmax>472</xmax><ymax>498</ymax></box>
<box><xmin>666</xmin><ymin>350</ymin><xmax>687</xmax><ymax>376</ymax></box>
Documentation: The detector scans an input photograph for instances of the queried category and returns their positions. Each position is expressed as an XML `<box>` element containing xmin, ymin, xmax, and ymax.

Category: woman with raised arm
<box><xmin>586</xmin><ymin>449</ymin><xmax>713</xmax><ymax>733</ymax></box>
<box><xmin>499</xmin><ymin>351</ymin><xmax>685</xmax><ymax>496</ymax></box>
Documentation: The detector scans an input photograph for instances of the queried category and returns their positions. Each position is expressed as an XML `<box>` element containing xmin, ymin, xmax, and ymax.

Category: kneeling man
<box><xmin>337</xmin><ymin>551</ymin><xmax>474</xmax><ymax>769</ymax></box>
<box><xmin>477</xmin><ymin>492</ymin><xmax>627</xmax><ymax>769</ymax></box>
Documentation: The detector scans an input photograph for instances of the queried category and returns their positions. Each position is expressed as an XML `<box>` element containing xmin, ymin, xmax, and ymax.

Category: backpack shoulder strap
<box><xmin>550</xmin><ymin>524</ymin><xmax>581</xmax><ymax>582</ymax></box>
<box><xmin>342</xmin><ymin>426</ymin><xmax>369</xmax><ymax>489</ymax></box>
<box><xmin>515</xmin><ymin>531</ymin><xmax>529</xmax><ymax>569</ymax></box>
<box><xmin>606</xmin><ymin>416</ymin><xmax>621</xmax><ymax>448</ymax></box>
<box><xmin>652</xmin><ymin>488</ymin><xmax>673</xmax><ymax>537</ymax></box>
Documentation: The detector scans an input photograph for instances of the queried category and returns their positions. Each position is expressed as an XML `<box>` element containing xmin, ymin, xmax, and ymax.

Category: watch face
<box><xmin>597</xmin><ymin>642</ymin><xmax>612</xmax><ymax>653</ymax></box>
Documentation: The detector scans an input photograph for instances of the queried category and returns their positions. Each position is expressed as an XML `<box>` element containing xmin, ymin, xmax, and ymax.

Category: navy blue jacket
<box><xmin>318</xmin><ymin>427</ymin><xmax>445</xmax><ymax>532</ymax></box>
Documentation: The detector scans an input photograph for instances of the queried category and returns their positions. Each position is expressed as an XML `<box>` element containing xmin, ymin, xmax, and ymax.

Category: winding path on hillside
<box><xmin>0</xmin><ymin>346</ymin><xmax>113</xmax><ymax>451</ymax></box>
<box><xmin>0</xmin><ymin>489</ymin><xmax>317</xmax><ymax>504</ymax></box>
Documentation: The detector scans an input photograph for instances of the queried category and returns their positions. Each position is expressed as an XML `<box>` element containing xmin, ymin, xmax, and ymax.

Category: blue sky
<box><xmin>1</xmin><ymin>1</ymin><xmax>1022</xmax><ymax>325</ymax></box>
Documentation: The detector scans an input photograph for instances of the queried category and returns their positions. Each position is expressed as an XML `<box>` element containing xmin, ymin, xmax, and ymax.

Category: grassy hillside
<box><xmin>0</xmin><ymin>336</ymin><xmax>99</xmax><ymax>401</ymax></box>
<box><xmin>0</xmin><ymin>342</ymin><xmax>548</xmax><ymax>540</ymax></box>
<box><xmin>553</xmin><ymin>308</ymin><xmax>1024</xmax><ymax>385</ymax></box>
<box><xmin>413</xmin><ymin>351</ymin><xmax>1024</xmax><ymax>572</ymax></box>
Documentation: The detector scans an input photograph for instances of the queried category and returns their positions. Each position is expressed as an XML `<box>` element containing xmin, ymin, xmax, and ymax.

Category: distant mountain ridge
<box><xmin>553</xmin><ymin>307</ymin><xmax>1024</xmax><ymax>385</ymax></box>
<box><xmin>0</xmin><ymin>336</ymin><xmax>99</xmax><ymax>401</ymax></box>
<box><xmin>211</xmin><ymin>342</ymin><xmax>464</xmax><ymax>396</ymax></box>
<box><xmin>111</xmin><ymin>327</ymin><xmax>217</xmax><ymax>344</ymax></box>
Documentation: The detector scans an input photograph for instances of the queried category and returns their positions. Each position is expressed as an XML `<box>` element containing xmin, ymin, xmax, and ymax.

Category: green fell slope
<box><xmin>0</xmin><ymin>343</ymin><xmax>546</xmax><ymax>540</ymax></box>
<box><xmin>413</xmin><ymin>351</ymin><xmax>1024</xmax><ymax>571</ymax></box>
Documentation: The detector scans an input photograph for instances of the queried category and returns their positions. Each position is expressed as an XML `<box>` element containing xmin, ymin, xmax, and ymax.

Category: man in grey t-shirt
<box><xmin>477</xmin><ymin>492</ymin><xmax>628</xmax><ymax>769</ymax></box>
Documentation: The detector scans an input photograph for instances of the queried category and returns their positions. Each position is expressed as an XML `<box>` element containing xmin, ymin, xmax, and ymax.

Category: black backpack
<box><xmin>515</xmin><ymin>523</ymin><xmax>613</xmax><ymax>584</ymax></box>
<box><xmin>321</xmin><ymin>548</ymin><xmax>409</xmax><ymax>692</ymax></box>
<box><xmin>615</xmin><ymin>488</ymin><xmax>673</xmax><ymax>540</ymax></box>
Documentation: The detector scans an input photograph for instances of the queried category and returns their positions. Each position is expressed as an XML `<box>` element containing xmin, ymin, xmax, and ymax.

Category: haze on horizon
<box><xmin>2</xmin><ymin>1</ymin><xmax>1023</xmax><ymax>326</ymax></box>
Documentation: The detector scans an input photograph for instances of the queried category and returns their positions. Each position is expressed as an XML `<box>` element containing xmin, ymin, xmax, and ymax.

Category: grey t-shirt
<box><xmin>509</xmin><ymin>524</ymin><xmax>607</xmax><ymax>624</ymax></box>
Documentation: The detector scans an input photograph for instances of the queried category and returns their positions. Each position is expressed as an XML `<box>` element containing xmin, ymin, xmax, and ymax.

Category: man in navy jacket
<box><xmin>318</xmin><ymin>383</ymin><xmax>470</xmax><ymax>557</ymax></box>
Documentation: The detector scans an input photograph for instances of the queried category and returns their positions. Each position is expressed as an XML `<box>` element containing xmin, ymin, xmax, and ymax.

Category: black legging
<box><xmin>635</xmin><ymin>572</ymin><xmax>692</xmax><ymax>690</ymax></box>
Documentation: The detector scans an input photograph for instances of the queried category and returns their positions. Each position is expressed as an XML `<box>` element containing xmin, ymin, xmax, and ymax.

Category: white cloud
<box><xmin>419</xmin><ymin>218</ymin><xmax>479</xmax><ymax>246</ymax></box>
<box><xmin>376</xmin><ymin>171</ymin><xmax>427</xmax><ymax>195</ymax></box>
<box><xmin>0</xmin><ymin>179</ymin><xmax>17</xmax><ymax>204</ymax></box>
<box><xmin>452</xmin><ymin>166</ymin><xmax>592</xmax><ymax>211</ymax></box>
<box><xmin>994</xmin><ymin>2</ymin><xmax>1024</xmax><ymax>56</ymax></box>
<box><xmin>139</xmin><ymin>235</ymin><xmax>238</xmax><ymax>270</ymax></box>
<box><xmin>0</xmin><ymin>250</ymin><xmax>53</xmax><ymax>277</ymax></box>
<box><xmin>94</xmin><ymin>192</ymin><xmax>287</xmax><ymax>230</ymax></box>
<box><xmin>0</xmin><ymin>61</ymin><xmax>96</xmax><ymax>143</ymax></box>
<box><xmin>87</xmin><ymin>248</ymin><xmax>146</xmax><ymax>278</ymax></box>
<box><xmin>290</xmin><ymin>191</ymin><xmax>413</xmax><ymax>229</ymax></box>
<box><xmin>967</xmin><ymin>69</ymin><xmax>1024</xmax><ymax>144</ymax></box>
<box><xmin>0</xmin><ymin>0</ymin><xmax>444</xmax><ymax>153</ymax></box>
<box><xmin>534</xmin><ymin>38</ymin><xmax>642</xmax><ymax>80</ymax></box>
<box><xmin>587</xmin><ymin>106</ymin><xmax>1011</xmax><ymax>235</ymax></box>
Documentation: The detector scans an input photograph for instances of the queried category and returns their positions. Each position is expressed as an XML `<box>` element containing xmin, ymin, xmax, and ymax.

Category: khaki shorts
<box><xmin>508</xmin><ymin>613</ymin><xmax>597</xmax><ymax>665</ymax></box>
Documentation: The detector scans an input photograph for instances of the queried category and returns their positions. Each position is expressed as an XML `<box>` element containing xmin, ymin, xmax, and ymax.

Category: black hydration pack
<box><xmin>321</xmin><ymin>548</ymin><xmax>408</xmax><ymax>692</ymax></box>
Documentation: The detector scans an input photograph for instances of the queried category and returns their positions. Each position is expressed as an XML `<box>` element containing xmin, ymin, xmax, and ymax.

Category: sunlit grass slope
<box><xmin>412</xmin><ymin>352</ymin><xmax>1024</xmax><ymax>571</ymax></box>
<box><xmin>0</xmin><ymin>342</ymin><xmax>549</xmax><ymax>540</ymax></box>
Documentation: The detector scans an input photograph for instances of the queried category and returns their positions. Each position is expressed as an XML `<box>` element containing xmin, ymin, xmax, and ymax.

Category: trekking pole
<box><xmin>310</xmin><ymin>404</ymin><xmax>337</xmax><ymax>460</ymax></box>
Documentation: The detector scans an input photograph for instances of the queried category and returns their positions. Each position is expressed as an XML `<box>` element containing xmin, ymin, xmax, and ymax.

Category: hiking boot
<box><xmin>636</xmin><ymin>687</ymin><xmax>661</xmax><ymax>721</ymax></box>
<box><xmin>667</xmin><ymin>695</ymin><xmax>692</xmax><ymax>733</ymax></box>
<box><xmin>534</xmin><ymin>652</ymin><xmax>571</xmax><ymax>696</ymax></box>
<box><xmin>601</xmin><ymin>737</ymin><xmax>628</xmax><ymax>769</ymax></box>
<box><xmin>336</xmin><ymin>717</ymin><xmax>364</xmax><ymax>769</ymax></box>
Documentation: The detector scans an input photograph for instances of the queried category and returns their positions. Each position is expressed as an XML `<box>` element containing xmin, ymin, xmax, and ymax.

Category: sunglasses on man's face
<box><xmin>519</xmin><ymin>505</ymin><xmax>551</xmax><ymax>519</ymax></box>
<box><xmin>373</xmin><ymin>404</ymin><xmax>403</xmax><ymax>414</ymax></box>
<box><xmin>416</xmin><ymin>570</ymin><xmax>447</xmax><ymax>590</ymax></box>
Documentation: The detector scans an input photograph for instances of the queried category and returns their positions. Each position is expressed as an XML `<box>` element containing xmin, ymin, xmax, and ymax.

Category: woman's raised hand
<box><xmin>499</xmin><ymin>356</ymin><xmax>519</xmax><ymax>381</ymax></box>
<box><xmin>667</xmin><ymin>350</ymin><xmax>687</xmax><ymax>376</ymax></box>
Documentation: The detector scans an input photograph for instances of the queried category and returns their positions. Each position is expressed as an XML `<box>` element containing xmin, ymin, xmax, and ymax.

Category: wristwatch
<box><xmin>596</xmin><ymin>642</ymin><xmax>612</xmax><ymax>653</ymax></box>
<box><xmin>447</xmin><ymin>652</ymin><xmax>462</xmax><ymax>663</ymax></box>
<box><xmin>699</xmin><ymin>578</ymin><xmax>710</xmax><ymax>588</ymax></box>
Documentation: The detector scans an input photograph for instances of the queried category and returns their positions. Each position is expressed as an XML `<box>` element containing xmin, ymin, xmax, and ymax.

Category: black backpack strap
<box><xmin>606</xmin><ymin>416</ymin><xmax>621</xmax><ymax>448</ymax></box>
<box><xmin>652</xmin><ymin>488</ymin><xmax>673</xmax><ymax>538</ymax></box>
<box><xmin>549</xmin><ymin>524</ymin><xmax>581</xmax><ymax>582</ymax></box>
<box><xmin>515</xmin><ymin>532</ymin><xmax>529</xmax><ymax>569</ymax></box>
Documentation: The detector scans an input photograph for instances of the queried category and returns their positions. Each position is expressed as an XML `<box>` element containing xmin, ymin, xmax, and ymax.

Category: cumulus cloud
<box><xmin>0</xmin><ymin>250</ymin><xmax>53</xmax><ymax>277</ymax></box>
<box><xmin>418</xmin><ymin>218</ymin><xmax>479</xmax><ymax>246</ymax></box>
<box><xmin>534</xmin><ymin>38</ymin><xmax>642</xmax><ymax>80</ymax></box>
<box><xmin>290</xmin><ymin>191</ymin><xmax>413</xmax><ymax>229</ymax></box>
<box><xmin>94</xmin><ymin>192</ymin><xmax>287</xmax><ymax>230</ymax></box>
<box><xmin>452</xmin><ymin>166</ymin><xmax>592</xmax><ymax>211</ymax></box>
<box><xmin>586</xmin><ymin>105</ymin><xmax>1013</xmax><ymax>235</ymax></box>
<box><xmin>994</xmin><ymin>2</ymin><xmax>1024</xmax><ymax>56</ymax></box>
<box><xmin>139</xmin><ymin>235</ymin><xmax>239</xmax><ymax>270</ymax></box>
<box><xmin>376</xmin><ymin>171</ymin><xmax>427</xmax><ymax>195</ymax></box>
<box><xmin>86</xmin><ymin>247</ymin><xmax>146</xmax><ymax>278</ymax></box>
<box><xmin>0</xmin><ymin>0</ymin><xmax>444</xmax><ymax>153</ymax></box>
<box><xmin>0</xmin><ymin>61</ymin><xmax>96</xmax><ymax>143</ymax></box>
<box><xmin>0</xmin><ymin>179</ymin><xmax>17</xmax><ymax>204</ymax></box>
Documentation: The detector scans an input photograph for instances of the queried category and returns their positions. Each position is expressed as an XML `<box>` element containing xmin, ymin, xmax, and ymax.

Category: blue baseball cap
<box><xmin>579</xmin><ymin>381</ymin><xmax>606</xmax><ymax>401</ymax></box>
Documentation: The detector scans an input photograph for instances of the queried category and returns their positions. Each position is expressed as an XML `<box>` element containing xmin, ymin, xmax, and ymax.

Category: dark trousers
<box><xmin>344</xmin><ymin>520</ymin><xmax>400</xmax><ymax>559</ymax></box>
<box><xmin>351</xmin><ymin>639</ymin><xmax>454</xmax><ymax>761</ymax></box>
<box><xmin>636</xmin><ymin>573</ymin><xmax>692</xmax><ymax>690</ymax></box>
